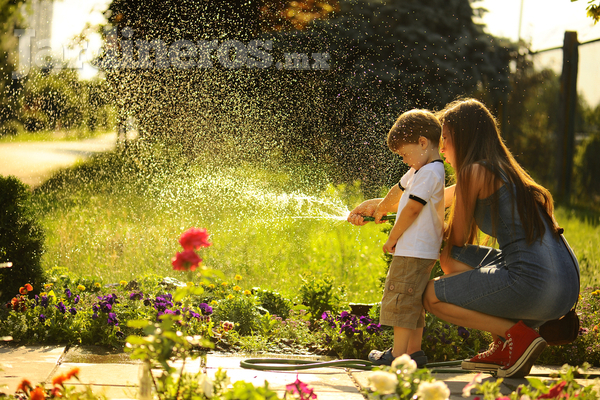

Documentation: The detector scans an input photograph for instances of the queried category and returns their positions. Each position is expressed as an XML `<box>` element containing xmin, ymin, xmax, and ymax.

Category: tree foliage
<box><xmin>99</xmin><ymin>0</ymin><xmax>513</xmax><ymax>190</ymax></box>
<box><xmin>0</xmin><ymin>0</ymin><xmax>25</xmax><ymax>131</ymax></box>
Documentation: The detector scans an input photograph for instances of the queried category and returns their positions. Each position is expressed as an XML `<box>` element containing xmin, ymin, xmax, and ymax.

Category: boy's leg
<box><xmin>392</xmin><ymin>326</ymin><xmax>412</xmax><ymax>357</ymax></box>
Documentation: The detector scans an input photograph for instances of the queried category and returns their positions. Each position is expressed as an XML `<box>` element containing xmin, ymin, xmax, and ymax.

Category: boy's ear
<box><xmin>418</xmin><ymin>136</ymin><xmax>429</xmax><ymax>148</ymax></box>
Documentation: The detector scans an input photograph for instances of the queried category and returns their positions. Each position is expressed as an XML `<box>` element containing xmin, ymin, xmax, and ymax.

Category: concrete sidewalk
<box><xmin>3</xmin><ymin>345</ymin><xmax>598</xmax><ymax>399</ymax></box>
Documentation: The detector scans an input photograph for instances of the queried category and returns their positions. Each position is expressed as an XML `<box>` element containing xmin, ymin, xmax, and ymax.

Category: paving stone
<box><xmin>54</xmin><ymin>363</ymin><xmax>140</xmax><ymax>387</ymax></box>
<box><xmin>206</xmin><ymin>354</ymin><xmax>365</xmax><ymax>400</ymax></box>
<box><xmin>0</xmin><ymin>345</ymin><xmax>65</xmax><ymax>395</ymax></box>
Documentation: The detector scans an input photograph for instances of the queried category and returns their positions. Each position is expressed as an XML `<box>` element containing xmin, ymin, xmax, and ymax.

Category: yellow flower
<box><xmin>221</xmin><ymin>282</ymin><xmax>228</xmax><ymax>287</ymax></box>
<box><xmin>211</xmin><ymin>300</ymin><xmax>218</xmax><ymax>305</ymax></box>
<box><xmin>234</xmin><ymin>275</ymin><xmax>242</xmax><ymax>281</ymax></box>
<box><xmin>208</xmin><ymin>284</ymin><xmax>215</xmax><ymax>289</ymax></box>
<box><xmin>40</xmin><ymin>292</ymin><xmax>47</xmax><ymax>297</ymax></box>
<box><xmin>119</xmin><ymin>280</ymin><xmax>128</xmax><ymax>286</ymax></box>
<box><xmin>243</xmin><ymin>290</ymin><xmax>251</xmax><ymax>296</ymax></box>
<box><xmin>77</xmin><ymin>284</ymin><xmax>86</xmax><ymax>291</ymax></box>
<box><xmin>44</xmin><ymin>283</ymin><xmax>53</xmax><ymax>289</ymax></box>
<box><xmin>199</xmin><ymin>281</ymin><xmax>206</xmax><ymax>286</ymax></box>
<box><xmin>94</xmin><ymin>282</ymin><xmax>101</xmax><ymax>288</ymax></box>
<box><xmin>227</xmin><ymin>294</ymin><xmax>234</xmax><ymax>300</ymax></box>
<box><xmin>233</xmin><ymin>285</ymin><xmax>241</xmax><ymax>292</ymax></box>
<box><xmin>186</xmin><ymin>281</ymin><xmax>194</xmax><ymax>287</ymax></box>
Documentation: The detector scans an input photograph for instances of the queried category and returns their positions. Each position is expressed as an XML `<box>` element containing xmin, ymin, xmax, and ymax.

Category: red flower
<box><xmin>65</xmin><ymin>367</ymin><xmax>80</xmax><ymax>379</ymax></box>
<box><xmin>17</xmin><ymin>379</ymin><xmax>32</xmax><ymax>393</ymax></box>
<box><xmin>52</xmin><ymin>374</ymin><xmax>68</xmax><ymax>387</ymax></box>
<box><xmin>171</xmin><ymin>250</ymin><xmax>202</xmax><ymax>271</ymax></box>
<box><xmin>25</xmin><ymin>283</ymin><xmax>33</xmax><ymax>292</ymax></box>
<box><xmin>179</xmin><ymin>228</ymin><xmax>211</xmax><ymax>251</ymax></box>
<box><xmin>19</xmin><ymin>286</ymin><xmax>27</xmax><ymax>295</ymax></box>
<box><xmin>539</xmin><ymin>381</ymin><xmax>568</xmax><ymax>399</ymax></box>
<box><xmin>30</xmin><ymin>386</ymin><xmax>46</xmax><ymax>400</ymax></box>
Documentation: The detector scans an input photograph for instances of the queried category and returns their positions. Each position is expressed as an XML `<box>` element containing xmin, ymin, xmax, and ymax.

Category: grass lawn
<box><xmin>31</xmin><ymin>144</ymin><xmax>600</xmax><ymax>304</ymax></box>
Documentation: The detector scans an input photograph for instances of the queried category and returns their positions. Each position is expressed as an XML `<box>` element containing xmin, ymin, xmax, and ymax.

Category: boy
<box><xmin>367</xmin><ymin>109</ymin><xmax>445</xmax><ymax>367</ymax></box>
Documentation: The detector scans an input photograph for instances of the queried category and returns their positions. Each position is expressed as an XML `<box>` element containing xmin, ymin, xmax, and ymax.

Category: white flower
<box><xmin>391</xmin><ymin>354</ymin><xmax>417</xmax><ymax>374</ymax></box>
<box><xmin>198</xmin><ymin>374</ymin><xmax>214</xmax><ymax>398</ymax></box>
<box><xmin>415</xmin><ymin>380</ymin><xmax>450</xmax><ymax>400</ymax></box>
<box><xmin>368</xmin><ymin>370</ymin><xmax>398</xmax><ymax>394</ymax></box>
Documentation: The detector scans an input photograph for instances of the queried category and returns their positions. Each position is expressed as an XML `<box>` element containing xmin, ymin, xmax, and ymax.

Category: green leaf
<box><xmin>128</xmin><ymin>319</ymin><xmax>151</xmax><ymax>329</ymax></box>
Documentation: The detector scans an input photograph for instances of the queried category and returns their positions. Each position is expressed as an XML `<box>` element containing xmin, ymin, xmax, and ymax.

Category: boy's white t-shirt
<box><xmin>394</xmin><ymin>160</ymin><xmax>445</xmax><ymax>259</ymax></box>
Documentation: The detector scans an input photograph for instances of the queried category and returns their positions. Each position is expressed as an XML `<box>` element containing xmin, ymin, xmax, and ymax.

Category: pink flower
<box><xmin>172</xmin><ymin>250</ymin><xmax>202</xmax><ymax>271</ymax></box>
<box><xmin>179</xmin><ymin>228</ymin><xmax>211</xmax><ymax>251</ymax></box>
<box><xmin>285</xmin><ymin>376</ymin><xmax>317</xmax><ymax>400</ymax></box>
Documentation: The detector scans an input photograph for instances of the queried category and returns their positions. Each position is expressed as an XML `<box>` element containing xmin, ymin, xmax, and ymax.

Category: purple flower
<box><xmin>359</xmin><ymin>316</ymin><xmax>372</xmax><ymax>325</ymax></box>
<box><xmin>39</xmin><ymin>314</ymin><xmax>46</xmax><ymax>323</ymax></box>
<box><xmin>56</xmin><ymin>302</ymin><xmax>67</xmax><ymax>313</ymax></box>
<box><xmin>92</xmin><ymin>312</ymin><xmax>99</xmax><ymax>320</ymax></box>
<box><xmin>366</xmin><ymin>323</ymin><xmax>382</xmax><ymax>334</ymax></box>
<box><xmin>69</xmin><ymin>307</ymin><xmax>77</xmax><ymax>315</ymax></box>
<box><xmin>40</xmin><ymin>295</ymin><xmax>49</xmax><ymax>308</ymax></box>
<box><xmin>339</xmin><ymin>311</ymin><xmax>351</xmax><ymax>322</ymax></box>
<box><xmin>107</xmin><ymin>312</ymin><xmax>119</xmax><ymax>326</ymax></box>
<box><xmin>457</xmin><ymin>326</ymin><xmax>470</xmax><ymax>339</ymax></box>
<box><xmin>65</xmin><ymin>288</ymin><xmax>72</xmax><ymax>298</ymax></box>
<box><xmin>198</xmin><ymin>303</ymin><xmax>213</xmax><ymax>315</ymax></box>
<box><xmin>100</xmin><ymin>303</ymin><xmax>112</xmax><ymax>313</ymax></box>
<box><xmin>92</xmin><ymin>304</ymin><xmax>99</xmax><ymax>312</ymax></box>
<box><xmin>579</xmin><ymin>327</ymin><xmax>590</xmax><ymax>336</ymax></box>
<box><xmin>73</xmin><ymin>295</ymin><xmax>80</xmax><ymax>305</ymax></box>
<box><xmin>129</xmin><ymin>291</ymin><xmax>144</xmax><ymax>301</ymax></box>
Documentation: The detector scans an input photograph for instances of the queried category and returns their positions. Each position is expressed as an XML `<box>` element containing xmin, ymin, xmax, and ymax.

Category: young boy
<box><xmin>367</xmin><ymin>109</ymin><xmax>445</xmax><ymax>367</ymax></box>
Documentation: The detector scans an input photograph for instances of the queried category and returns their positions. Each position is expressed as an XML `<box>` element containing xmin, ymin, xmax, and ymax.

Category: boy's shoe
<box><xmin>496</xmin><ymin>321</ymin><xmax>547</xmax><ymax>378</ymax></box>
<box><xmin>461</xmin><ymin>338</ymin><xmax>508</xmax><ymax>372</ymax></box>
<box><xmin>368</xmin><ymin>348</ymin><xmax>428</xmax><ymax>368</ymax></box>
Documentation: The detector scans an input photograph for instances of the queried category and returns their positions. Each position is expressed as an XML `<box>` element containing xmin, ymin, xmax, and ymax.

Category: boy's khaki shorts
<box><xmin>379</xmin><ymin>256</ymin><xmax>436</xmax><ymax>329</ymax></box>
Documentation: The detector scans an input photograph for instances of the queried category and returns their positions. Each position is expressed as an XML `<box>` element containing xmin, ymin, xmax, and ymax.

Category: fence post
<box><xmin>555</xmin><ymin>31</ymin><xmax>579</xmax><ymax>204</ymax></box>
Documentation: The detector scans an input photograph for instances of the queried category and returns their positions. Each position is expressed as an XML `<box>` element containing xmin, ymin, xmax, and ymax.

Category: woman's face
<box><xmin>440</xmin><ymin>124</ymin><xmax>455</xmax><ymax>168</ymax></box>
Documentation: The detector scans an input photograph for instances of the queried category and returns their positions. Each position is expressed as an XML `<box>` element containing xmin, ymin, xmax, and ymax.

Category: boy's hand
<box><xmin>383</xmin><ymin>238</ymin><xmax>396</xmax><ymax>254</ymax></box>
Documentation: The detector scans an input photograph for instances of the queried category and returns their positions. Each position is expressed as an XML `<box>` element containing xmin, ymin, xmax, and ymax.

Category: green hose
<box><xmin>362</xmin><ymin>215</ymin><xmax>395</xmax><ymax>222</ymax></box>
<box><xmin>240</xmin><ymin>358</ymin><xmax>463</xmax><ymax>372</ymax></box>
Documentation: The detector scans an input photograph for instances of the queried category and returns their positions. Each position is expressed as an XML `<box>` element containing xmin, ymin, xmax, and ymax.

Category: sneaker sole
<box><xmin>461</xmin><ymin>360</ymin><xmax>502</xmax><ymax>372</ymax></box>
<box><xmin>496</xmin><ymin>338</ymin><xmax>547</xmax><ymax>378</ymax></box>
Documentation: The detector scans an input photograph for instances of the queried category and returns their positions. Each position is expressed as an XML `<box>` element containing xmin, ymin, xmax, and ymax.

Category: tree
<box><xmin>98</xmin><ymin>0</ymin><xmax>513</xmax><ymax>191</ymax></box>
<box><xmin>0</xmin><ymin>0</ymin><xmax>26</xmax><ymax>134</ymax></box>
<box><xmin>572</xmin><ymin>0</ymin><xmax>600</xmax><ymax>23</ymax></box>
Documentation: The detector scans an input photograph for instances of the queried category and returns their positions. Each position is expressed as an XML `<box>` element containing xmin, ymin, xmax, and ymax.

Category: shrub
<box><xmin>0</xmin><ymin>176</ymin><xmax>46</xmax><ymax>303</ymax></box>
<box><xmin>298</xmin><ymin>272</ymin><xmax>346</xmax><ymax>322</ymax></box>
<box><xmin>573</xmin><ymin>132</ymin><xmax>600</xmax><ymax>205</ymax></box>
<box><xmin>212</xmin><ymin>295</ymin><xmax>261</xmax><ymax>335</ymax></box>
<box><xmin>254</xmin><ymin>288</ymin><xmax>292</xmax><ymax>319</ymax></box>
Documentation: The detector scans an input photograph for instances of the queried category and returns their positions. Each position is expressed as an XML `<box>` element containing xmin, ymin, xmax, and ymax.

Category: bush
<box><xmin>573</xmin><ymin>132</ymin><xmax>600</xmax><ymax>205</ymax></box>
<box><xmin>0</xmin><ymin>176</ymin><xmax>46</xmax><ymax>303</ymax></box>
<box><xmin>254</xmin><ymin>288</ymin><xmax>292</xmax><ymax>320</ymax></box>
<box><xmin>298</xmin><ymin>272</ymin><xmax>346</xmax><ymax>322</ymax></box>
<box><xmin>212</xmin><ymin>295</ymin><xmax>261</xmax><ymax>335</ymax></box>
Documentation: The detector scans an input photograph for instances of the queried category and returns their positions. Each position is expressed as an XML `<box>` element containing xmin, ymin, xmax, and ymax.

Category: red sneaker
<box><xmin>461</xmin><ymin>338</ymin><xmax>508</xmax><ymax>372</ymax></box>
<box><xmin>497</xmin><ymin>321</ymin><xmax>547</xmax><ymax>378</ymax></box>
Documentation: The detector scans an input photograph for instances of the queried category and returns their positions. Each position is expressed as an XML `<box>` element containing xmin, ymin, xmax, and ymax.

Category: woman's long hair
<box><xmin>439</xmin><ymin>98</ymin><xmax>560</xmax><ymax>245</ymax></box>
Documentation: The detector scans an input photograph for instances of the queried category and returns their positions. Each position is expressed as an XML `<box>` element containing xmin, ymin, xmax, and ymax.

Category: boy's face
<box><xmin>395</xmin><ymin>136</ymin><xmax>431</xmax><ymax>170</ymax></box>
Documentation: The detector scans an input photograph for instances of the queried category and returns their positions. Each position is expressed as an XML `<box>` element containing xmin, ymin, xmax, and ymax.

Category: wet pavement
<box><xmin>2</xmin><ymin>345</ymin><xmax>599</xmax><ymax>399</ymax></box>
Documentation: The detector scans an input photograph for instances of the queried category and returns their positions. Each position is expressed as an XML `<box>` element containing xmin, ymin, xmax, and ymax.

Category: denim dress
<box><xmin>433</xmin><ymin>182</ymin><xmax>580</xmax><ymax>328</ymax></box>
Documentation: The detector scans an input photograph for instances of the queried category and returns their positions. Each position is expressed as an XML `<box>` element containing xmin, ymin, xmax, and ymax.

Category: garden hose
<box><xmin>240</xmin><ymin>359</ymin><xmax>600</xmax><ymax>378</ymax></box>
<box><xmin>361</xmin><ymin>215</ymin><xmax>395</xmax><ymax>222</ymax></box>
<box><xmin>240</xmin><ymin>358</ymin><xmax>463</xmax><ymax>372</ymax></box>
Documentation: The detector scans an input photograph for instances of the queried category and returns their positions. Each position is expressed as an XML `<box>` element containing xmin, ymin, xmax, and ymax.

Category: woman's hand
<box><xmin>347</xmin><ymin>198</ymin><xmax>382</xmax><ymax>226</ymax></box>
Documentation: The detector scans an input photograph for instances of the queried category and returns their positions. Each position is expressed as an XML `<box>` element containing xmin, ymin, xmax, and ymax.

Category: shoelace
<box><xmin>475</xmin><ymin>341</ymin><xmax>499</xmax><ymax>359</ymax></box>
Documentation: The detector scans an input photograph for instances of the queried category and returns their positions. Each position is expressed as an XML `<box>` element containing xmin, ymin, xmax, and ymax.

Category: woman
<box><xmin>348</xmin><ymin>98</ymin><xmax>579</xmax><ymax>378</ymax></box>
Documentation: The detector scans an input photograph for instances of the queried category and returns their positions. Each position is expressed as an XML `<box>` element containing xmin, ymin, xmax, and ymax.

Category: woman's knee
<box><xmin>422</xmin><ymin>281</ymin><xmax>437</xmax><ymax>312</ymax></box>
